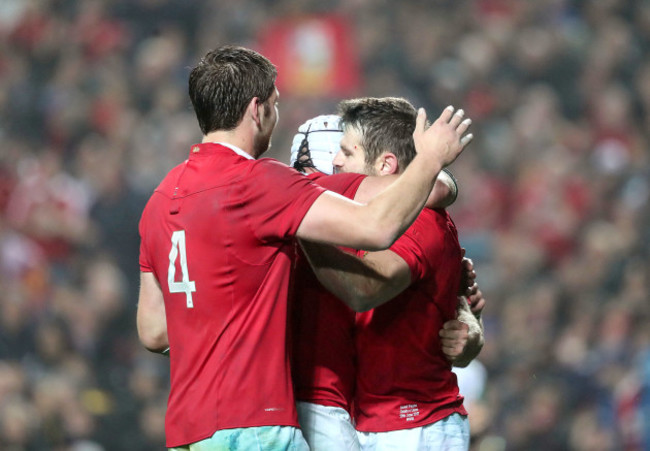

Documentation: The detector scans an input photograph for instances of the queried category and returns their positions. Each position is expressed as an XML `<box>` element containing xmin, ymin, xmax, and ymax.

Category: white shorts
<box><xmin>296</xmin><ymin>401</ymin><xmax>360</xmax><ymax>451</ymax></box>
<box><xmin>169</xmin><ymin>425</ymin><xmax>308</xmax><ymax>451</ymax></box>
<box><xmin>356</xmin><ymin>413</ymin><xmax>470</xmax><ymax>451</ymax></box>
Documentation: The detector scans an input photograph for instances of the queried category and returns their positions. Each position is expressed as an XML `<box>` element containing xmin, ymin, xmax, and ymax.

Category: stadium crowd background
<box><xmin>0</xmin><ymin>0</ymin><xmax>649</xmax><ymax>449</ymax></box>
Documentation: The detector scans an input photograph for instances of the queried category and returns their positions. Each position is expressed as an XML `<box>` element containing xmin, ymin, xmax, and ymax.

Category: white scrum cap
<box><xmin>289</xmin><ymin>114</ymin><xmax>343</xmax><ymax>175</ymax></box>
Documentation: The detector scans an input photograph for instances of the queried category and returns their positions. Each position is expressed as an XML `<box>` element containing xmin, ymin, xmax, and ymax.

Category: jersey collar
<box><xmin>213</xmin><ymin>142</ymin><xmax>254</xmax><ymax>160</ymax></box>
<box><xmin>190</xmin><ymin>142</ymin><xmax>255</xmax><ymax>160</ymax></box>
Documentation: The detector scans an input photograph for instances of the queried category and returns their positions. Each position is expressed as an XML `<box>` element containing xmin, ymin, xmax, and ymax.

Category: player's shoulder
<box><xmin>308</xmin><ymin>173</ymin><xmax>366</xmax><ymax>197</ymax></box>
<box><xmin>406</xmin><ymin>208</ymin><xmax>456</xmax><ymax>246</ymax></box>
<box><xmin>150</xmin><ymin>162</ymin><xmax>188</xmax><ymax>197</ymax></box>
<box><xmin>253</xmin><ymin>157</ymin><xmax>302</xmax><ymax>176</ymax></box>
<box><xmin>252</xmin><ymin>158</ymin><xmax>328</xmax><ymax>189</ymax></box>
<box><xmin>416</xmin><ymin>207</ymin><xmax>449</xmax><ymax>227</ymax></box>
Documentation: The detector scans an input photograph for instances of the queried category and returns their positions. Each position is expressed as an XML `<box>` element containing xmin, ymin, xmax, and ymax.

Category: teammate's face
<box><xmin>254</xmin><ymin>87</ymin><xmax>279</xmax><ymax>156</ymax></box>
<box><xmin>333</xmin><ymin>126</ymin><xmax>377</xmax><ymax>176</ymax></box>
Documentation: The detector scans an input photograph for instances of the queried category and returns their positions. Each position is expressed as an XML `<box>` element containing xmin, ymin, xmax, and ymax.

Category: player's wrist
<box><xmin>410</xmin><ymin>152</ymin><xmax>443</xmax><ymax>181</ymax></box>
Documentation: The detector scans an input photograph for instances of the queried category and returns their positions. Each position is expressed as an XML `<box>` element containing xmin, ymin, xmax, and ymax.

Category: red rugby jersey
<box><xmin>354</xmin><ymin>208</ymin><xmax>468</xmax><ymax>432</ymax></box>
<box><xmin>291</xmin><ymin>172</ymin><xmax>365</xmax><ymax>412</ymax></box>
<box><xmin>138</xmin><ymin>143</ymin><xmax>325</xmax><ymax>447</ymax></box>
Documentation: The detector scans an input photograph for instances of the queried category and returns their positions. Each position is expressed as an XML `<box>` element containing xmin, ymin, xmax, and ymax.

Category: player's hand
<box><xmin>413</xmin><ymin>106</ymin><xmax>473</xmax><ymax>168</ymax></box>
<box><xmin>458</xmin><ymin>249</ymin><xmax>485</xmax><ymax>317</ymax></box>
<box><xmin>440</xmin><ymin>319</ymin><xmax>470</xmax><ymax>363</ymax></box>
<box><xmin>466</xmin><ymin>284</ymin><xmax>485</xmax><ymax>317</ymax></box>
<box><xmin>458</xmin><ymin>249</ymin><xmax>475</xmax><ymax>296</ymax></box>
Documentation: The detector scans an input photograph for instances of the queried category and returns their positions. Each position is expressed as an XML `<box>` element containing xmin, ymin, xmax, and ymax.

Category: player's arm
<box><xmin>137</xmin><ymin>272</ymin><xmax>169</xmax><ymax>354</ymax></box>
<box><xmin>440</xmin><ymin>255</ymin><xmax>485</xmax><ymax>367</ymax></box>
<box><xmin>440</xmin><ymin>297</ymin><xmax>484</xmax><ymax>367</ymax></box>
<box><xmin>296</xmin><ymin>107</ymin><xmax>472</xmax><ymax>251</ymax></box>
<box><xmin>354</xmin><ymin>168</ymin><xmax>458</xmax><ymax>209</ymax></box>
<box><xmin>299</xmin><ymin>240</ymin><xmax>411</xmax><ymax>312</ymax></box>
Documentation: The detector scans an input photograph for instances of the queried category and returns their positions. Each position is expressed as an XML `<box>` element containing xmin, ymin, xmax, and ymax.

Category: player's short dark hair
<box><xmin>338</xmin><ymin>97</ymin><xmax>417</xmax><ymax>170</ymax></box>
<box><xmin>189</xmin><ymin>45</ymin><xmax>277</xmax><ymax>134</ymax></box>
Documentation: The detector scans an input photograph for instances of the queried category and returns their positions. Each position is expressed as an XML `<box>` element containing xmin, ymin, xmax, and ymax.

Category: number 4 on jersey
<box><xmin>168</xmin><ymin>230</ymin><xmax>197</xmax><ymax>308</ymax></box>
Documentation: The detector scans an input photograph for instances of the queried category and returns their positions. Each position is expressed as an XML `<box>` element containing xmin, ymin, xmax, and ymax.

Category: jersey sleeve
<box><xmin>389</xmin><ymin>210</ymin><xmax>442</xmax><ymax>283</ymax></box>
<box><xmin>138</xmin><ymin>200</ymin><xmax>154</xmax><ymax>273</ymax></box>
<box><xmin>308</xmin><ymin>172</ymin><xmax>366</xmax><ymax>197</ymax></box>
<box><xmin>245</xmin><ymin>159</ymin><xmax>327</xmax><ymax>241</ymax></box>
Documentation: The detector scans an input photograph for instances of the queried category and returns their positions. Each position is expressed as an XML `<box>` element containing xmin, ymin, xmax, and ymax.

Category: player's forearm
<box><xmin>137</xmin><ymin>272</ymin><xmax>170</xmax><ymax>353</ymax></box>
<box><xmin>453</xmin><ymin>298</ymin><xmax>484</xmax><ymax>367</ymax></box>
<box><xmin>354</xmin><ymin>170</ymin><xmax>454</xmax><ymax>209</ymax></box>
<box><xmin>300</xmin><ymin>240</ymin><xmax>398</xmax><ymax>312</ymax></box>
<box><xmin>362</xmin><ymin>155</ymin><xmax>442</xmax><ymax>249</ymax></box>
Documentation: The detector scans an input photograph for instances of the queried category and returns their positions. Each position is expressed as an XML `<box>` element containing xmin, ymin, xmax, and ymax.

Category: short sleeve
<box><xmin>138</xmin><ymin>201</ymin><xmax>153</xmax><ymax>272</ymax></box>
<box><xmin>389</xmin><ymin>210</ymin><xmax>443</xmax><ymax>283</ymax></box>
<box><xmin>244</xmin><ymin>158</ymin><xmax>326</xmax><ymax>241</ymax></box>
<box><xmin>309</xmin><ymin>172</ymin><xmax>366</xmax><ymax>197</ymax></box>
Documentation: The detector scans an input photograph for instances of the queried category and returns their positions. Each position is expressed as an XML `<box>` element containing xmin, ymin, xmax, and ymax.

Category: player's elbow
<box><xmin>347</xmin><ymin>294</ymin><xmax>375</xmax><ymax>313</ymax></box>
<box><xmin>344</xmin><ymin>286</ymin><xmax>386</xmax><ymax>313</ymax></box>
<box><xmin>137</xmin><ymin>322</ymin><xmax>168</xmax><ymax>353</ymax></box>
<box><xmin>358</xmin><ymin>223</ymin><xmax>400</xmax><ymax>252</ymax></box>
<box><xmin>139</xmin><ymin>332</ymin><xmax>168</xmax><ymax>354</ymax></box>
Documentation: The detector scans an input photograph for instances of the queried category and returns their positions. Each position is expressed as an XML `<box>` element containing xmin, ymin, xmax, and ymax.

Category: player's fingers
<box><xmin>441</xmin><ymin>342</ymin><xmax>461</xmax><ymax>351</ymax></box>
<box><xmin>456</xmin><ymin>118</ymin><xmax>472</xmax><ymax>135</ymax></box>
<box><xmin>469</xmin><ymin>292</ymin><xmax>485</xmax><ymax>308</ymax></box>
<box><xmin>465</xmin><ymin>282</ymin><xmax>479</xmax><ymax>296</ymax></box>
<box><xmin>463</xmin><ymin>273</ymin><xmax>477</xmax><ymax>288</ymax></box>
<box><xmin>449</xmin><ymin>108</ymin><xmax>465</xmax><ymax>127</ymax></box>
<box><xmin>437</xmin><ymin>105</ymin><xmax>455</xmax><ymax>124</ymax></box>
<box><xmin>471</xmin><ymin>298</ymin><xmax>486</xmax><ymax>314</ymax></box>
<box><xmin>414</xmin><ymin>107</ymin><xmax>426</xmax><ymax>135</ymax></box>
<box><xmin>440</xmin><ymin>332</ymin><xmax>465</xmax><ymax>344</ymax></box>
<box><xmin>460</xmin><ymin>133</ymin><xmax>474</xmax><ymax>148</ymax></box>
<box><xmin>441</xmin><ymin>345</ymin><xmax>463</xmax><ymax>357</ymax></box>
<box><xmin>468</xmin><ymin>288</ymin><xmax>483</xmax><ymax>301</ymax></box>
<box><xmin>461</xmin><ymin>248</ymin><xmax>466</xmax><ymax>258</ymax></box>
<box><xmin>442</xmin><ymin>320</ymin><xmax>464</xmax><ymax>330</ymax></box>
<box><xmin>439</xmin><ymin>330</ymin><xmax>459</xmax><ymax>340</ymax></box>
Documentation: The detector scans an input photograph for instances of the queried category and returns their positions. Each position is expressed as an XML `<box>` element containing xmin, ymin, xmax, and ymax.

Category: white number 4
<box><xmin>168</xmin><ymin>230</ymin><xmax>197</xmax><ymax>308</ymax></box>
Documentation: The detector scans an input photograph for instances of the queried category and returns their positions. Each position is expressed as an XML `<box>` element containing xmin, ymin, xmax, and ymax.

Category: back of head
<box><xmin>338</xmin><ymin>97</ymin><xmax>417</xmax><ymax>170</ymax></box>
<box><xmin>189</xmin><ymin>45</ymin><xmax>277</xmax><ymax>135</ymax></box>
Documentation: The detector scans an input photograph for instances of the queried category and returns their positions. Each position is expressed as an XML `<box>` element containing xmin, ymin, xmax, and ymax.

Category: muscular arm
<box><xmin>299</xmin><ymin>241</ymin><xmax>411</xmax><ymax>312</ymax></box>
<box><xmin>296</xmin><ymin>107</ymin><xmax>471</xmax><ymax>251</ymax></box>
<box><xmin>137</xmin><ymin>272</ymin><xmax>169</xmax><ymax>353</ymax></box>
<box><xmin>354</xmin><ymin>168</ymin><xmax>458</xmax><ymax>209</ymax></box>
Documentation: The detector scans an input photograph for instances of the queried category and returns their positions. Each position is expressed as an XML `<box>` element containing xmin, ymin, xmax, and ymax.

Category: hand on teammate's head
<box><xmin>412</xmin><ymin>106</ymin><xmax>473</xmax><ymax>168</ymax></box>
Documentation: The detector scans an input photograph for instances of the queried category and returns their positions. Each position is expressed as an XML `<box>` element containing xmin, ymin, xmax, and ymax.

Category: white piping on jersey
<box><xmin>214</xmin><ymin>142</ymin><xmax>254</xmax><ymax>160</ymax></box>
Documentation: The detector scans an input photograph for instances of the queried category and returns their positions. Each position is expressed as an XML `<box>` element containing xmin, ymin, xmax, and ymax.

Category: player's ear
<box><xmin>249</xmin><ymin>97</ymin><xmax>262</xmax><ymax>127</ymax></box>
<box><xmin>378</xmin><ymin>152</ymin><xmax>399</xmax><ymax>175</ymax></box>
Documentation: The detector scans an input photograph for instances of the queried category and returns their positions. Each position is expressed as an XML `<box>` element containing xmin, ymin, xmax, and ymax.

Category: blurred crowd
<box><xmin>1</xmin><ymin>0</ymin><xmax>649</xmax><ymax>449</ymax></box>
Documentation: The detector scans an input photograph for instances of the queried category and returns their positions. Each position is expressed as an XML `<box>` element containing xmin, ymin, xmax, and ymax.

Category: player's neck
<box><xmin>203</xmin><ymin>129</ymin><xmax>255</xmax><ymax>158</ymax></box>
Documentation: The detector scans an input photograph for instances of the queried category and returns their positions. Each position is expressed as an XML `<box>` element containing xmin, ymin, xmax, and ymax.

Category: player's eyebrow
<box><xmin>340</xmin><ymin>142</ymin><xmax>353</xmax><ymax>154</ymax></box>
